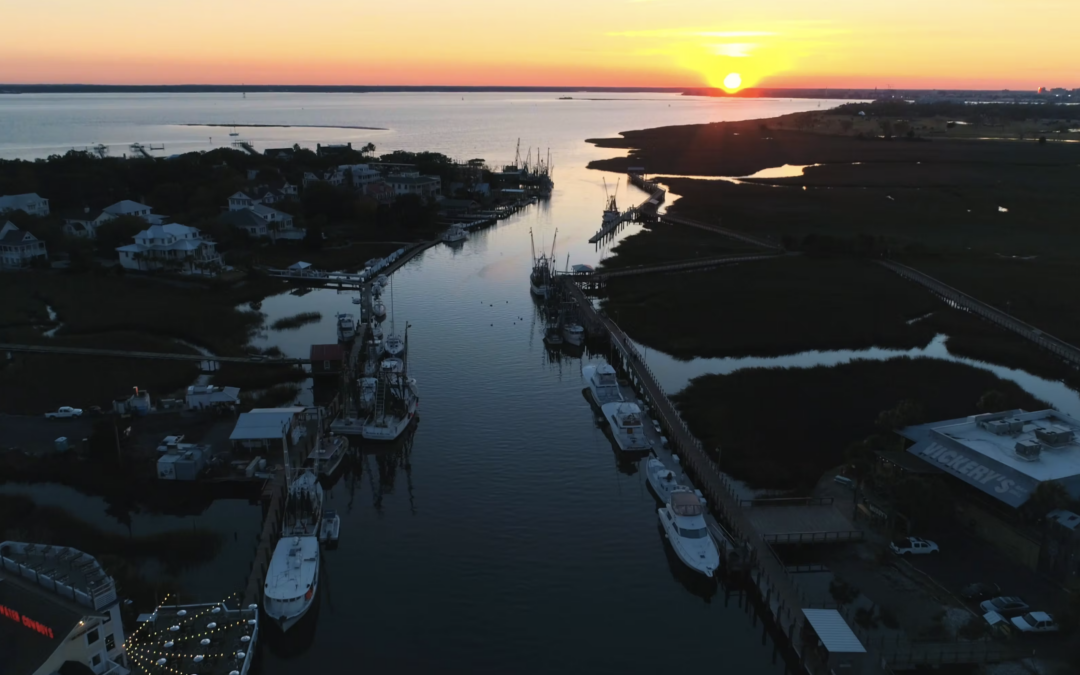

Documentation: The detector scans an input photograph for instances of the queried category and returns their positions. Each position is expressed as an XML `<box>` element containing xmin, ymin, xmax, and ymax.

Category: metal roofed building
<box><xmin>899</xmin><ymin>409</ymin><xmax>1080</xmax><ymax>508</ymax></box>
<box><xmin>0</xmin><ymin>541</ymin><xmax>127</xmax><ymax>675</ymax></box>
<box><xmin>228</xmin><ymin>408</ymin><xmax>307</xmax><ymax>454</ymax></box>
<box><xmin>800</xmin><ymin>609</ymin><xmax>868</xmax><ymax>674</ymax></box>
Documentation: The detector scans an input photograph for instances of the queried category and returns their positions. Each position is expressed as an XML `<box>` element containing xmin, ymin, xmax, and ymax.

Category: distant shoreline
<box><xmin>180</xmin><ymin>123</ymin><xmax>389</xmax><ymax>131</ymax></box>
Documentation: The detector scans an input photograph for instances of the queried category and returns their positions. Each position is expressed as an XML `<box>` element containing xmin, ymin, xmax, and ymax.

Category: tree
<box><xmin>95</xmin><ymin>215</ymin><xmax>148</xmax><ymax>257</ymax></box>
<box><xmin>361</xmin><ymin>142</ymin><xmax>376</xmax><ymax>156</ymax></box>
<box><xmin>876</xmin><ymin>399</ymin><xmax>924</xmax><ymax>432</ymax></box>
<box><xmin>1022</xmin><ymin>481</ymin><xmax>1070</xmax><ymax>521</ymax></box>
<box><xmin>891</xmin><ymin>476</ymin><xmax>954</xmax><ymax>528</ymax></box>
<box><xmin>829</xmin><ymin>579</ymin><xmax>860</xmax><ymax>609</ymax></box>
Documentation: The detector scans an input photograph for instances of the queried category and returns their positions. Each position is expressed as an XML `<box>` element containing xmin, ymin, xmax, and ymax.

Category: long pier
<box><xmin>590</xmin><ymin>251</ymin><xmax>788</xmax><ymax>281</ymax></box>
<box><xmin>880</xmin><ymin>259</ymin><xmax>1080</xmax><ymax>367</ymax></box>
<box><xmin>264</xmin><ymin>239</ymin><xmax>438</xmax><ymax>288</ymax></box>
<box><xmin>0</xmin><ymin>343</ymin><xmax>309</xmax><ymax>366</ymax></box>
<box><xmin>659</xmin><ymin>212</ymin><xmax>783</xmax><ymax>251</ymax></box>
<box><xmin>588</xmin><ymin>176</ymin><xmax>666</xmax><ymax>244</ymax></box>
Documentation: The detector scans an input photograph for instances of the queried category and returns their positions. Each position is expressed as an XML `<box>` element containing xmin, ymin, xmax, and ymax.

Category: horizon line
<box><xmin>0</xmin><ymin>84</ymin><xmax>1060</xmax><ymax>94</ymax></box>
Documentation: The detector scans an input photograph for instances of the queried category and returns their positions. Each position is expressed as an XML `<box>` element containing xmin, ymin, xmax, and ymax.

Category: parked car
<box><xmin>45</xmin><ymin>406</ymin><xmax>83</xmax><ymax>419</ymax></box>
<box><xmin>980</xmin><ymin>596</ymin><xmax>1030</xmax><ymax>618</ymax></box>
<box><xmin>959</xmin><ymin>582</ymin><xmax>1002</xmax><ymax>601</ymax></box>
<box><xmin>1011</xmin><ymin>612</ymin><xmax>1059</xmax><ymax>633</ymax></box>
<box><xmin>890</xmin><ymin>537</ymin><xmax>939</xmax><ymax>555</ymax></box>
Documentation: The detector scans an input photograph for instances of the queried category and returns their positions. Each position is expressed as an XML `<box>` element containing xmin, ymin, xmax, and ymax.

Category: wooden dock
<box><xmin>588</xmin><ymin>181</ymin><xmax>666</xmax><ymax>244</ymax></box>
<box><xmin>243</xmin><ymin>470</ymin><xmax>287</xmax><ymax>607</ymax></box>
<box><xmin>659</xmin><ymin>213</ymin><xmax>783</xmax><ymax>251</ymax></box>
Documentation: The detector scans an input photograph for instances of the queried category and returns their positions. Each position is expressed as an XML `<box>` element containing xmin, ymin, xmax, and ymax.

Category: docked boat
<box><xmin>543</xmin><ymin>326</ymin><xmax>563</xmax><ymax>347</ymax></box>
<box><xmin>562</xmin><ymin>322</ymin><xmax>585</xmax><ymax>346</ymax></box>
<box><xmin>369</xmin><ymin>320</ymin><xmax>383</xmax><ymax>345</ymax></box>
<box><xmin>383</xmin><ymin>333</ymin><xmax>405</xmax><ymax>358</ymax></box>
<box><xmin>305</xmin><ymin>433</ymin><xmax>349</xmax><ymax>476</ymax></box>
<box><xmin>373</xmin><ymin>299</ymin><xmax>387</xmax><ymax>319</ymax></box>
<box><xmin>529</xmin><ymin>228</ymin><xmax>556</xmax><ymax>298</ymax></box>
<box><xmin>336</xmin><ymin>313</ymin><xmax>356</xmax><ymax>342</ymax></box>
<box><xmin>359</xmin><ymin>377</ymin><xmax>378</xmax><ymax>412</ymax></box>
<box><xmin>601</xmin><ymin>401</ymin><xmax>652</xmax><ymax>452</ymax></box>
<box><xmin>263</xmin><ymin>535</ymin><xmax>320</xmax><ymax>631</ymax></box>
<box><xmin>442</xmin><ymin>224</ymin><xmax>467</xmax><ymax>243</ymax></box>
<box><xmin>362</xmin><ymin>328</ymin><xmax>419</xmax><ymax>442</ymax></box>
<box><xmin>644</xmin><ymin>456</ymin><xmax>685</xmax><ymax>504</ymax></box>
<box><xmin>319</xmin><ymin>510</ymin><xmax>340</xmax><ymax>546</ymax></box>
<box><xmin>582</xmin><ymin>364</ymin><xmax>623</xmax><ymax>406</ymax></box>
<box><xmin>374</xmin><ymin>274</ymin><xmax>388</xmax><ymax>288</ymax></box>
<box><xmin>602</xmin><ymin>178</ymin><xmax>620</xmax><ymax>227</ymax></box>
<box><xmin>264</xmin><ymin>460</ymin><xmax>323</xmax><ymax>631</ymax></box>
<box><xmin>659</xmin><ymin>490</ymin><xmax>719</xmax><ymax>577</ymax></box>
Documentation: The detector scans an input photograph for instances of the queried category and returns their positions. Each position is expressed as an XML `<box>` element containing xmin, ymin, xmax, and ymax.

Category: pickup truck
<box><xmin>45</xmin><ymin>406</ymin><xmax>83</xmax><ymax>419</ymax></box>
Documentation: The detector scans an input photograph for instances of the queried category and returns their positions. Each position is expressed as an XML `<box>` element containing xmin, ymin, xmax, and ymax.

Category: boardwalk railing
<box><xmin>879</xmin><ymin>260</ymin><xmax>1080</xmax><ymax>367</ymax></box>
<box><xmin>660</xmin><ymin>213</ymin><xmax>783</xmax><ymax>251</ymax></box>
<box><xmin>594</xmin><ymin>252</ymin><xmax>784</xmax><ymax>280</ymax></box>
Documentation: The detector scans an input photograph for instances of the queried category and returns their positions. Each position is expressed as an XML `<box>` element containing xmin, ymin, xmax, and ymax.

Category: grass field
<box><xmin>673</xmin><ymin>357</ymin><xmax>1046</xmax><ymax>491</ymax></box>
<box><xmin>599</xmin><ymin>220</ymin><xmax>757</xmax><ymax>270</ymax></box>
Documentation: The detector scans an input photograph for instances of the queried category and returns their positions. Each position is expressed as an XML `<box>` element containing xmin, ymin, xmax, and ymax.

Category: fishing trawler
<box><xmin>529</xmin><ymin>228</ymin><xmax>556</xmax><ymax>298</ymax></box>
<box><xmin>264</xmin><ymin>452</ymin><xmax>323</xmax><ymax>631</ymax></box>
<box><xmin>362</xmin><ymin>326</ymin><xmax>419</xmax><ymax>441</ymax></box>
<box><xmin>336</xmin><ymin>313</ymin><xmax>356</xmax><ymax>343</ymax></box>
<box><xmin>305</xmin><ymin>433</ymin><xmax>350</xmax><ymax>476</ymax></box>
<box><xmin>602</xmin><ymin>178</ymin><xmax>620</xmax><ymax>228</ymax></box>
<box><xmin>562</xmin><ymin>322</ymin><xmax>585</xmax><ymax>346</ymax></box>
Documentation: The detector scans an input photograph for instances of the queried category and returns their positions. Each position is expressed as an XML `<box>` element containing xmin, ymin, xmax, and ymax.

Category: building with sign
<box><xmin>899</xmin><ymin>409</ymin><xmax>1080</xmax><ymax>569</ymax></box>
<box><xmin>0</xmin><ymin>541</ymin><xmax>127</xmax><ymax>675</ymax></box>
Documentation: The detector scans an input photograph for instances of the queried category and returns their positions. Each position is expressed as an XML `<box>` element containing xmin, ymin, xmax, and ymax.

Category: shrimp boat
<box><xmin>362</xmin><ymin>326</ymin><xmax>419</xmax><ymax>441</ymax></box>
<box><xmin>601</xmin><ymin>401</ymin><xmax>652</xmax><ymax>452</ymax></box>
<box><xmin>383</xmin><ymin>275</ymin><xmax>406</xmax><ymax>359</ymax></box>
<box><xmin>264</xmin><ymin>453</ymin><xmax>323</xmax><ymax>631</ymax></box>
<box><xmin>659</xmin><ymin>490</ymin><xmax>720</xmax><ymax>577</ymax></box>
<box><xmin>602</xmin><ymin>179</ymin><xmax>621</xmax><ymax>229</ymax></box>
<box><xmin>305</xmin><ymin>433</ymin><xmax>349</xmax><ymax>476</ymax></box>
<box><xmin>562</xmin><ymin>322</ymin><xmax>585</xmax><ymax>346</ymax></box>
<box><xmin>336</xmin><ymin>313</ymin><xmax>357</xmax><ymax>343</ymax></box>
<box><xmin>529</xmin><ymin>228</ymin><xmax>556</xmax><ymax>298</ymax></box>
<box><xmin>581</xmin><ymin>364</ymin><xmax>623</xmax><ymax>407</ymax></box>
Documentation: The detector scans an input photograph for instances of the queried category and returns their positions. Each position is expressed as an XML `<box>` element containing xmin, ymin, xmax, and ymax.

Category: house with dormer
<box><xmin>116</xmin><ymin>223</ymin><xmax>221</xmax><ymax>275</ymax></box>
<box><xmin>0</xmin><ymin>193</ymin><xmax>50</xmax><ymax>217</ymax></box>
<box><xmin>0</xmin><ymin>221</ymin><xmax>48</xmax><ymax>269</ymax></box>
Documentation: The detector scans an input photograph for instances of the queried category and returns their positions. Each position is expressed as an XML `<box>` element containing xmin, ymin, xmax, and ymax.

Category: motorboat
<box><xmin>374</xmin><ymin>274</ymin><xmax>388</xmax><ymax>288</ymax></box>
<box><xmin>371</xmin><ymin>283</ymin><xmax>383</xmax><ymax>298</ymax></box>
<box><xmin>644</xmin><ymin>456</ymin><xmax>685</xmax><ymax>504</ymax></box>
<box><xmin>336</xmin><ymin>313</ymin><xmax>356</xmax><ymax>343</ymax></box>
<box><xmin>582</xmin><ymin>364</ymin><xmax>623</xmax><ymax>406</ymax></box>
<box><xmin>373</xmin><ymin>300</ymin><xmax>387</xmax><ymax>319</ymax></box>
<box><xmin>659</xmin><ymin>490</ymin><xmax>719</xmax><ymax>577</ymax></box>
<box><xmin>319</xmin><ymin>510</ymin><xmax>340</xmax><ymax>547</ymax></box>
<box><xmin>562</xmin><ymin>322</ymin><xmax>585</xmax><ymax>346</ymax></box>
<box><xmin>442</xmin><ymin>224</ymin><xmax>467</xmax><ymax>243</ymax></box>
<box><xmin>383</xmin><ymin>333</ymin><xmax>405</xmax><ymax>358</ymax></box>
<box><xmin>263</xmin><ymin>535</ymin><xmax>319</xmax><ymax>631</ymax></box>
<box><xmin>369</xmin><ymin>320</ymin><xmax>383</xmax><ymax>345</ymax></box>
<box><xmin>305</xmin><ymin>434</ymin><xmax>349</xmax><ymax>476</ymax></box>
<box><xmin>601</xmin><ymin>401</ymin><xmax>652</xmax><ymax>452</ymax></box>
<box><xmin>351</xmin><ymin>297</ymin><xmax>362</xmax><ymax>305</ymax></box>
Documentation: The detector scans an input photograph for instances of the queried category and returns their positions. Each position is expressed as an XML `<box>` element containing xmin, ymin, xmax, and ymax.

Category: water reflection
<box><xmin>629</xmin><ymin>334</ymin><xmax>1080</xmax><ymax>416</ymax></box>
<box><xmin>653</xmin><ymin>163</ymin><xmax>821</xmax><ymax>185</ymax></box>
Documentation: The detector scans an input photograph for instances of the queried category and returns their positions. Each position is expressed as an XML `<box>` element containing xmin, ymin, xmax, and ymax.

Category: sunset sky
<box><xmin>2</xmin><ymin>0</ymin><xmax>1077</xmax><ymax>89</ymax></box>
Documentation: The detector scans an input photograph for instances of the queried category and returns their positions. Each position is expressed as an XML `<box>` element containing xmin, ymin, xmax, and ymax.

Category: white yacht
<box><xmin>372</xmin><ymin>300</ymin><xmax>387</xmax><ymax>319</ymax></box>
<box><xmin>371</xmin><ymin>282</ymin><xmax>383</xmax><ymax>298</ymax></box>
<box><xmin>601</xmin><ymin>401</ymin><xmax>652</xmax><ymax>452</ymax></box>
<box><xmin>263</xmin><ymin>536</ymin><xmax>320</xmax><ymax>632</ymax></box>
<box><xmin>305</xmin><ymin>434</ymin><xmax>349</xmax><ymax>476</ymax></box>
<box><xmin>264</xmin><ymin>463</ymin><xmax>323</xmax><ymax>631</ymax></box>
<box><xmin>562</xmin><ymin>322</ymin><xmax>585</xmax><ymax>346</ymax></box>
<box><xmin>582</xmin><ymin>364</ymin><xmax>624</xmax><ymax>406</ymax></box>
<box><xmin>336</xmin><ymin>313</ymin><xmax>356</xmax><ymax>343</ymax></box>
<box><xmin>659</xmin><ymin>490</ymin><xmax>719</xmax><ymax>577</ymax></box>
<box><xmin>644</xmin><ymin>457</ymin><xmax>684</xmax><ymax>504</ymax></box>
<box><xmin>442</xmin><ymin>224</ymin><xmax>467</xmax><ymax>243</ymax></box>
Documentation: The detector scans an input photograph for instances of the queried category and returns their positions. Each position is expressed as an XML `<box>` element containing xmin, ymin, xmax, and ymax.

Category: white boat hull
<box><xmin>530</xmin><ymin>283</ymin><xmax>548</xmax><ymax>298</ymax></box>
<box><xmin>362</xmin><ymin>393</ymin><xmax>418</xmax><ymax>441</ymax></box>
<box><xmin>644</xmin><ymin>458</ymin><xmax>682</xmax><ymax>503</ymax></box>
<box><xmin>264</xmin><ymin>536</ymin><xmax>320</xmax><ymax>632</ymax></box>
<box><xmin>582</xmin><ymin>365</ymin><xmax>624</xmax><ymax>408</ymax></box>
<box><xmin>659</xmin><ymin>510</ymin><xmax>720</xmax><ymax>577</ymax></box>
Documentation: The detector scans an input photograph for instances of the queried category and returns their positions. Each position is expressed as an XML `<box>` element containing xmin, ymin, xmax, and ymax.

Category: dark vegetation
<box><xmin>673</xmin><ymin>358</ymin><xmax>1045</xmax><ymax>491</ymax></box>
<box><xmin>211</xmin><ymin>362</ymin><xmax>308</xmax><ymax>392</ymax></box>
<box><xmin>599</xmin><ymin>220</ymin><xmax>756</xmax><ymax>270</ymax></box>
<box><xmin>601</xmin><ymin>257</ymin><xmax>940</xmax><ymax>359</ymax></box>
<box><xmin>270</xmin><ymin>311</ymin><xmax>322</xmax><ymax>330</ymax></box>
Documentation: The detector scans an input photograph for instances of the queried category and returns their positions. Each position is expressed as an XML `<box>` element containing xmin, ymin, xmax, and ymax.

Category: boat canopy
<box><xmin>670</xmin><ymin>491</ymin><xmax>705</xmax><ymax>517</ymax></box>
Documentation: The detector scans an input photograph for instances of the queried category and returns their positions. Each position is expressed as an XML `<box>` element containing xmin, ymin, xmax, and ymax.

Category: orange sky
<box><xmin>2</xmin><ymin>0</ymin><xmax>1077</xmax><ymax>89</ymax></box>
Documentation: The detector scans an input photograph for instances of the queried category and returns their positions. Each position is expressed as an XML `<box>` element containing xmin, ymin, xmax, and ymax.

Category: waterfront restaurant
<box><xmin>899</xmin><ymin>409</ymin><xmax>1080</xmax><ymax>571</ymax></box>
<box><xmin>0</xmin><ymin>541</ymin><xmax>127</xmax><ymax>675</ymax></box>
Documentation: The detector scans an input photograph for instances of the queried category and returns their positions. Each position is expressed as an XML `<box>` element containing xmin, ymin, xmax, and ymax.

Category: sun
<box><xmin>723</xmin><ymin>73</ymin><xmax>742</xmax><ymax>91</ymax></box>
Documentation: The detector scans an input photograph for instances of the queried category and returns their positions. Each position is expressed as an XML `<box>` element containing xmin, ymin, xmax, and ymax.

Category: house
<box><xmin>102</xmin><ymin>199</ymin><xmax>154</xmax><ymax>221</ymax></box>
<box><xmin>388</xmin><ymin>175</ymin><xmax>442</xmax><ymax>199</ymax></box>
<box><xmin>0</xmin><ymin>193</ymin><xmax>50</xmax><ymax>217</ymax></box>
<box><xmin>365</xmin><ymin>181</ymin><xmax>394</xmax><ymax>204</ymax></box>
<box><xmin>228</xmin><ymin>192</ymin><xmax>257</xmax><ymax>211</ymax></box>
<box><xmin>0</xmin><ymin>221</ymin><xmax>48</xmax><ymax>269</ymax></box>
<box><xmin>250</xmin><ymin>204</ymin><xmax>299</xmax><ymax>234</ymax></box>
<box><xmin>116</xmin><ymin>223</ymin><xmax>222</xmax><ymax>274</ymax></box>
<box><xmin>218</xmin><ymin>209</ymin><xmax>269</xmax><ymax>238</ymax></box>
<box><xmin>264</xmin><ymin>147</ymin><xmax>296</xmax><ymax>160</ymax></box>
<box><xmin>310</xmin><ymin>344</ymin><xmax>346</xmax><ymax>376</ymax></box>
<box><xmin>316</xmin><ymin>142</ymin><xmax>353</xmax><ymax>158</ymax></box>
<box><xmin>61</xmin><ymin>208</ymin><xmax>108</xmax><ymax>238</ymax></box>
<box><xmin>185</xmin><ymin>384</ymin><xmax>241</xmax><ymax>411</ymax></box>
<box><xmin>339</xmin><ymin>164</ymin><xmax>382</xmax><ymax>190</ymax></box>
<box><xmin>0</xmin><ymin>541</ymin><xmax>127</xmax><ymax>675</ymax></box>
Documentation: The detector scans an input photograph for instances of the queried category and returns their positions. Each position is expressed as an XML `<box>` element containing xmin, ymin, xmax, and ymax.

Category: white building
<box><xmin>339</xmin><ymin>164</ymin><xmax>382</xmax><ymax>190</ymax></box>
<box><xmin>102</xmin><ymin>200</ymin><xmax>157</xmax><ymax>221</ymax></box>
<box><xmin>0</xmin><ymin>193</ymin><xmax>50</xmax><ymax>217</ymax></box>
<box><xmin>62</xmin><ymin>208</ymin><xmax>108</xmax><ymax>238</ymax></box>
<box><xmin>229</xmin><ymin>407</ymin><xmax>308</xmax><ymax>454</ymax></box>
<box><xmin>227</xmin><ymin>192</ymin><xmax>258</xmax><ymax>211</ymax></box>
<box><xmin>115</xmin><ymin>223</ymin><xmax>222</xmax><ymax>275</ymax></box>
<box><xmin>0</xmin><ymin>541</ymin><xmax>127</xmax><ymax>675</ymax></box>
<box><xmin>0</xmin><ymin>221</ymin><xmax>48</xmax><ymax>269</ymax></box>
<box><xmin>388</xmin><ymin>175</ymin><xmax>442</xmax><ymax>199</ymax></box>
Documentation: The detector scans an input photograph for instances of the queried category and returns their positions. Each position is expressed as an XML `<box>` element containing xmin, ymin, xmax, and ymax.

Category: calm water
<box><xmin>4</xmin><ymin>93</ymin><xmax>856</xmax><ymax>674</ymax></box>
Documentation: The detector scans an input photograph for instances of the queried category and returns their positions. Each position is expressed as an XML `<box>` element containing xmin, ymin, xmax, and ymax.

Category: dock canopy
<box><xmin>802</xmin><ymin>609</ymin><xmax>867</xmax><ymax>654</ymax></box>
<box><xmin>288</xmin><ymin>261</ymin><xmax>312</xmax><ymax>271</ymax></box>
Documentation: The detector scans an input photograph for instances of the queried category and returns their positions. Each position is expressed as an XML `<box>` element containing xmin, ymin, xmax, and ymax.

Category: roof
<box><xmin>103</xmin><ymin>199</ymin><xmax>151</xmax><ymax>215</ymax></box>
<box><xmin>801</xmin><ymin>609</ymin><xmax>867</xmax><ymax>654</ymax></box>
<box><xmin>229</xmin><ymin>191</ymin><xmax>252</xmax><ymax>200</ymax></box>
<box><xmin>229</xmin><ymin>412</ymin><xmax>293</xmax><ymax>441</ymax></box>
<box><xmin>0</xmin><ymin>193</ymin><xmax>46</xmax><ymax>211</ymax></box>
<box><xmin>900</xmin><ymin>410</ymin><xmax>1080</xmax><ymax>508</ymax></box>
<box><xmin>310</xmin><ymin>344</ymin><xmax>345</xmax><ymax>361</ymax></box>
<box><xmin>1047</xmin><ymin>509</ymin><xmax>1080</xmax><ymax>531</ymax></box>
<box><xmin>218</xmin><ymin>209</ymin><xmax>267</xmax><ymax>229</ymax></box>
<box><xmin>288</xmin><ymin>261</ymin><xmax>312</xmax><ymax>270</ymax></box>
<box><xmin>0</xmin><ymin>222</ymin><xmax>38</xmax><ymax>245</ymax></box>
<box><xmin>0</xmin><ymin>574</ymin><xmax>85</xmax><ymax>675</ymax></box>
<box><xmin>0</xmin><ymin>542</ymin><xmax>117</xmax><ymax>612</ymax></box>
